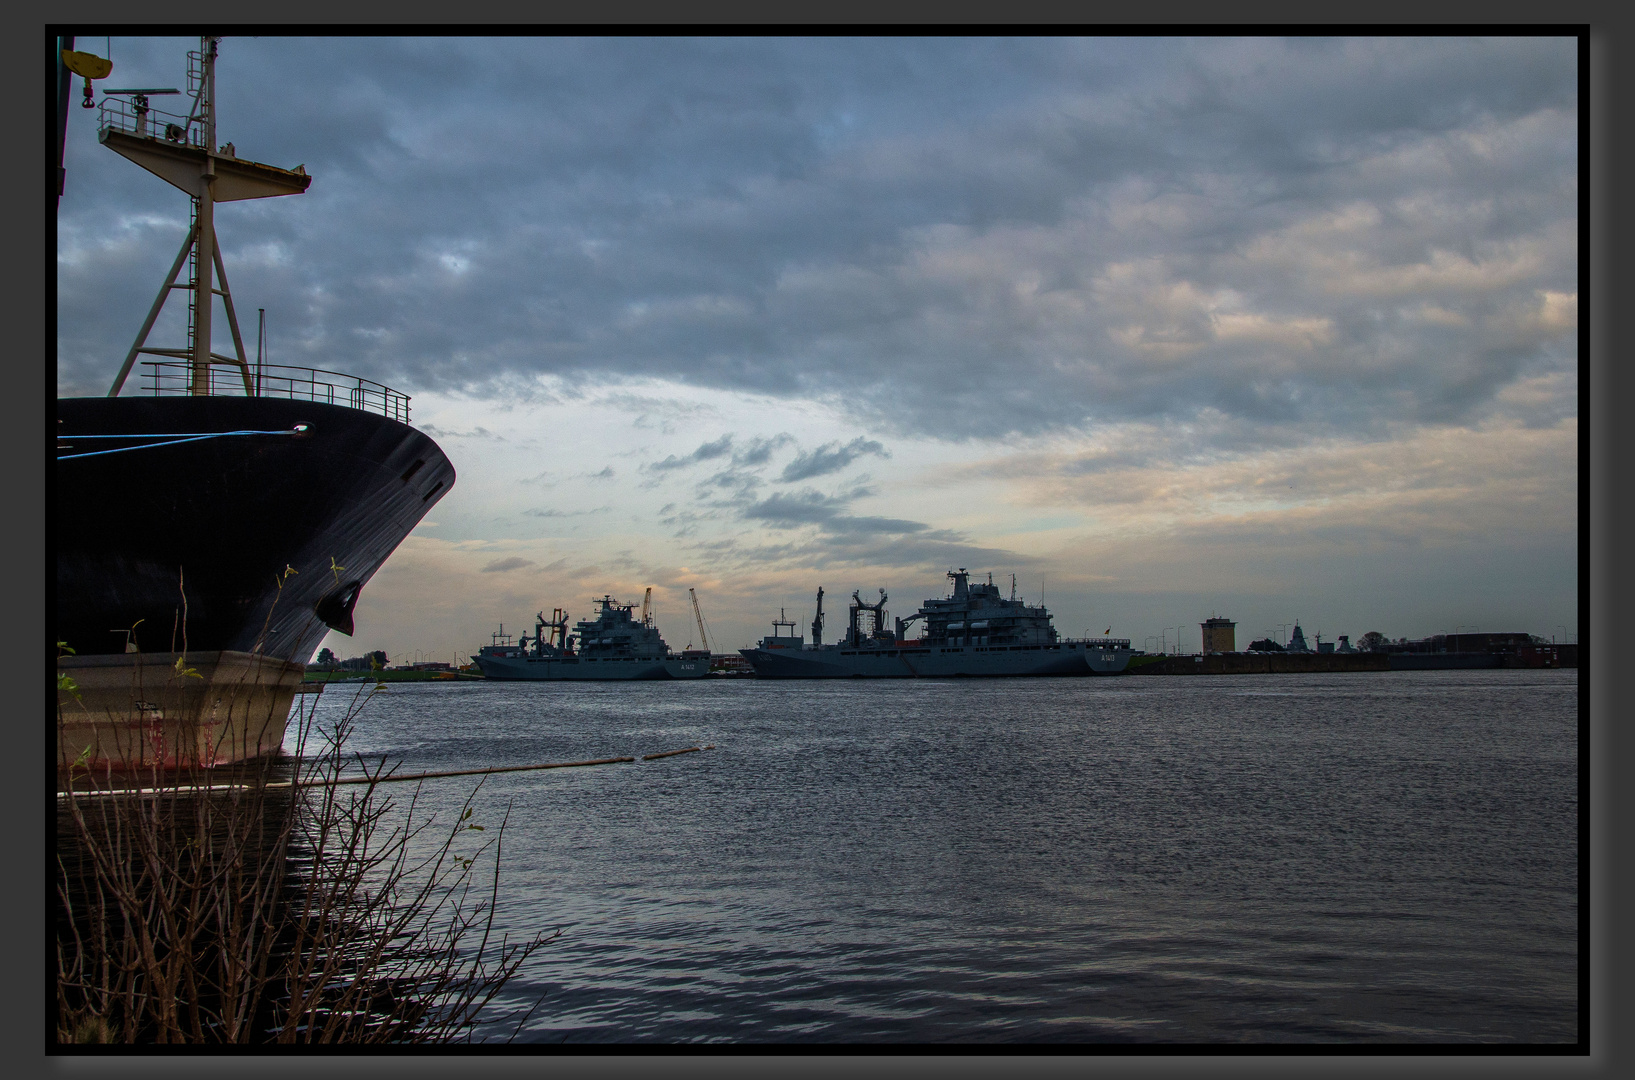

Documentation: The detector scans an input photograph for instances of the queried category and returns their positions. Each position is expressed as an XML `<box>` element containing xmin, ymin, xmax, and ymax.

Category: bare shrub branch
<box><xmin>56</xmin><ymin>682</ymin><xmax>553</xmax><ymax>1044</ymax></box>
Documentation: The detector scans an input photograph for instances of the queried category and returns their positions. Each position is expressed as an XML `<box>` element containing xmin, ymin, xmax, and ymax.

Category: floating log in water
<box><xmin>58</xmin><ymin>745</ymin><xmax>716</xmax><ymax>798</ymax></box>
<box><xmin>316</xmin><ymin>755</ymin><xmax>638</xmax><ymax>786</ymax></box>
<box><xmin>642</xmin><ymin>744</ymin><xmax>715</xmax><ymax>761</ymax></box>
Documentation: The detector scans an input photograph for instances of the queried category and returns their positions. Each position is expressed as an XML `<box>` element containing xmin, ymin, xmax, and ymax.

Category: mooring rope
<box><xmin>56</xmin><ymin>745</ymin><xmax>716</xmax><ymax>798</ymax></box>
<box><xmin>55</xmin><ymin>425</ymin><xmax>309</xmax><ymax>461</ymax></box>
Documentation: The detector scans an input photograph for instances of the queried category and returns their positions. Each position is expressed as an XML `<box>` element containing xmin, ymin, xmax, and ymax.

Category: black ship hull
<box><xmin>57</xmin><ymin>396</ymin><xmax>454</xmax><ymax>665</ymax></box>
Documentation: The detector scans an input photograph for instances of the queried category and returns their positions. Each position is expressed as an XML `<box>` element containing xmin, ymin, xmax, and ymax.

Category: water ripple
<box><xmin>303</xmin><ymin>670</ymin><xmax>1578</xmax><ymax>1043</ymax></box>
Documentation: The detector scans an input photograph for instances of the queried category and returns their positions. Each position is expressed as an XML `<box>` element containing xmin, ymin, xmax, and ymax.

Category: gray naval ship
<box><xmin>471</xmin><ymin>595</ymin><xmax>708</xmax><ymax>680</ymax></box>
<box><xmin>741</xmin><ymin>569</ymin><xmax>1133</xmax><ymax>678</ymax></box>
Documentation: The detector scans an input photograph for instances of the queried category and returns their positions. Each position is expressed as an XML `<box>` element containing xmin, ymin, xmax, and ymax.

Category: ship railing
<box><xmin>137</xmin><ymin>361</ymin><xmax>412</xmax><ymax>423</ymax></box>
<box><xmin>98</xmin><ymin>97</ymin><xmax>205</xmax><ymax>148</ymax></box>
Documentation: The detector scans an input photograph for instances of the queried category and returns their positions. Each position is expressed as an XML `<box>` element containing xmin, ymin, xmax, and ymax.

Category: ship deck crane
<box><xmin>688</xmin><ymin>587</ymin><xmax>712</xmax><ymax>655</ymax></box>
<box><xmin>641</xmin><ymin>586</ymin><xmax>652</xmax><ymax>626</ymax></box>
<box><xmin>848</xmin><ymin>588</ymin><xmax>889</xmax><ymax>645</ymax></box>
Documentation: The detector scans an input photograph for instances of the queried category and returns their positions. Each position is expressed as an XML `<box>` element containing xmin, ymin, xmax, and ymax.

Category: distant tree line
<box><xmin>311</xmin><ymin>648</ymin><xmax>388</xmax><ymax>671</ymax></box>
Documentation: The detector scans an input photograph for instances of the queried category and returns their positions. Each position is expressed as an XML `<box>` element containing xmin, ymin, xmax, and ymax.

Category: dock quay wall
<box><xmin>1129</xmin><ymin>653</ymin><xmax>1390</xmax><ymax>675</ymax></box>
<box><xmin>1385</xmin><ymin>650</ymin><xmax>1575</xmax><ymax>670</ymax></box>
<box><xmin>1128</xmin><ymin>649</ymin><xmax>1575</xmax><ymax>675</ymax></box>
<box><xmin>1387</xmin><ymin>653</ymin><xmax>1501</xmax><ymax>670</ymax></box>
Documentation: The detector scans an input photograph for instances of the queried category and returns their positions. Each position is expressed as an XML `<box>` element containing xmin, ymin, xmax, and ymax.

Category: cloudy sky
<box><xmin>56</xmin><ymin>35</ymin><xmax>1580</xmax><ymax>662</ymax></box>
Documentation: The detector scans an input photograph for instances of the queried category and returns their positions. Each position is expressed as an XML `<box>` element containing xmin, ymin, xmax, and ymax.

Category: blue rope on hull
<box><xmin>55</xmin><ymin>426</ymin><xmax>307</xmax><ymax>461</ymax></box>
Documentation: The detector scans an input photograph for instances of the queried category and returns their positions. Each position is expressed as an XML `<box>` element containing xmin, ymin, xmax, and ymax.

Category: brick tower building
<box><xmin>1200</xmin><ymin>616</ymin><xmax>1236</xmax><ymax>654</ymax></box>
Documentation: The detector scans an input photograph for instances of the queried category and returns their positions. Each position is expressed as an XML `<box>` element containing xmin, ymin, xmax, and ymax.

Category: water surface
<box><xmin>289</xmin><ymin>669</ymin><xmax>1578</xmax><ymax>1044</ymax></box>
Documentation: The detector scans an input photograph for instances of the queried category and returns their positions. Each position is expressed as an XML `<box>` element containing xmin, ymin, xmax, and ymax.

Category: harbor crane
<box><xmin>640</xmin><ymin>586</ymin><xmax>652</xmax><ymax>626</ymax></box>
<box><xmin>811</xmin><ymin>585</ymin><xmax>825</xmax><ymax>646</ymax></box>
<box><xmin>688</xmin><ymin>587</ymin><xmax>712</xmax><ymax>655</ymax></box>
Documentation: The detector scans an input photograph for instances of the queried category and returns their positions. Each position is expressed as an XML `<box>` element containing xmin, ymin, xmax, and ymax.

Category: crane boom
<box><xmin>688</xmin><ymin>587</ymin><xmax>711</xmax><ymax>654</ymax></box>
<box><xmin>641</xmin><ymin>586</ymin><xmax>652</xmax><ymax>626</ymax></box>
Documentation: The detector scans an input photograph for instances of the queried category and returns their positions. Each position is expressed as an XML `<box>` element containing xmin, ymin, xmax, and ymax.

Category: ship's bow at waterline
<box><xmin>56</xmin><ymin>396</ymin><xmax>454</xmax><ymax>770</ymax></box>
<box><xmin>57</xmin><ymin>650</ymin><xmax>305</xmax><ymax>772</ymax></box>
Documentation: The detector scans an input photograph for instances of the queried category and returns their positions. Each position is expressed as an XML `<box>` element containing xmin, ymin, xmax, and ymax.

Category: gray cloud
<box><xmin>523</xmin><ymin>506</ymin><xmax>610</xmax><ymax>518</ymax></box>
<box><xmin>737</xmin><ymin>485</ymin><xmax>941</xmax><ymax>548</ymax></box>
<box><xmin>647</xmin><ymin>432</ymin><xmax>799</xmax><ymax>476</ymax></box>
<box><xmin>416</xmin><ymin>424</ymin><xmax>505</xmax><ymax>440</ymax></box>
<box><xmin>698</xmin><ymin>467</ymin><xmax>764</xmax><ymax>500</ymax></box>
<box><xmin>60</xmin><ymin>37</ymin><xmax>1576</xmax><ymax>448</ymax></box>
<box><xmin>480</xmin><ymin>556</ymin><xmax>536</xmax><ymax>573</ymax></box>
<box><xmin>822</xmin><ymin>515</ymin><xmax>933</xmax><ymax>536</ymax></box>
<box><xmin>741</xmin><ymin>488</ymin><xmax>851</xmax><ymax>527</ymax></box>
<box><xmin>647</xmin><ymin>433</ymin><xmax>736</xmax><ymax>472</ymax></box>
<box><xmin>680</xmin><ymin>527</ymin><xmax>1025</xmax><ymax>576</ymax></box>
<box><xmin>779</xmin><ymin>437</ymin><xmax>890</xmax><ymax>482</ymax></box>
<box><xmin>733</xmin><ymin>433</ymin><xmax>795</xmax><ymax>466</ymax></box>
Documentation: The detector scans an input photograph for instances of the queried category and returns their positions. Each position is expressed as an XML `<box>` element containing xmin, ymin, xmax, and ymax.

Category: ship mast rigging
<box><xmin>95</xmin><ymin>36</ymin><xmax>312</xmax><ymax>399</ymax></box>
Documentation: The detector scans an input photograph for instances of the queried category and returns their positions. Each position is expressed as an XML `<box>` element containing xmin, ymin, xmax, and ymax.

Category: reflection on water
<box><xmin>290</xmin><ymin>670</ymin><xmax>1578</xmax><ymax>1043</ymax></box>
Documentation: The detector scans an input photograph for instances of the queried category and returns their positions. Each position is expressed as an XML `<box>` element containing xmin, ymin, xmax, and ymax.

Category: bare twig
<box><xmin>56</xmin><ymin>677</ymin><xmax>553</xmax><ymax>1043</ymax></box>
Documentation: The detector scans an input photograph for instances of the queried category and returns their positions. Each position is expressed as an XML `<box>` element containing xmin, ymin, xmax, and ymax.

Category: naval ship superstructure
<box><xmin>741</xmin><ymin>569</ymin><xmax>1133</xmax><ymax>678</ymax></box>
<box><xmin>471</xmin><ymin>596</ymin><xmax>707</xmax><ymax>680</ymax></box>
